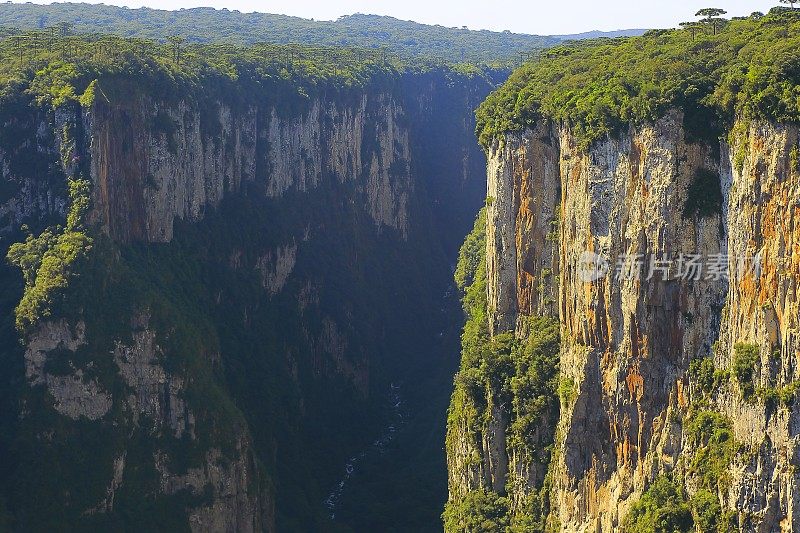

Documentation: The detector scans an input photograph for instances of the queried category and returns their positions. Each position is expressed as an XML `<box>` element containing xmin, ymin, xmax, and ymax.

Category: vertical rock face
<box><xmin>22</xmin><ymin>314</ymin><xmax>269</xmax><ymax>533</ymax></box>
<box><xmin>486</xmin><ymin>123</ymin><xmax>561</xmax><ymax>335</ymax></box>
<box><xmin>448</xmin><ymin>111</ymin><xmax>800</xmax><ymax>531</ymax></box>
<box><xmin>89</xmin><ymin>91</ymin><xmax>412</xmax><ymax>243</ymax></box>
<box><xmin>551</xmin><ymin>111</ymin><xmax>726</xmax><ymax>531</ymax></box>
<box><xmin>717</xmin><ymin>121</ymin><xmax>800</xmax><ymax>530</ymax></box>
<box><xmin>0</xmin><ymin>103</ymin><xmax>71</xmax><ymax>238</ymax></box>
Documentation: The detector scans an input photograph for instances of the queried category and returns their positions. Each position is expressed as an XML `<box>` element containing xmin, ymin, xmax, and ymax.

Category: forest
<box><xmin>476</xmin><ymin>7</ymin><xmax>800</xmax><ymax>148</ymax></box>
<box><xmin>0</xmin><ymin>4</ymin><xmax>560</xmax><ymax>66</ymax></box>
<box><xmin>0</xmin><ymin>27</ymin><xmax>503</xmax><ymax>124</ymax></box>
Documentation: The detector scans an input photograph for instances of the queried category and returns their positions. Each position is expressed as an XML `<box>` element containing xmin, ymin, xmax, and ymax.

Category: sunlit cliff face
<box><xmin>447</xmin><ymin>111</ymin><xmax>800</xmax><ymax>532</ymax></box>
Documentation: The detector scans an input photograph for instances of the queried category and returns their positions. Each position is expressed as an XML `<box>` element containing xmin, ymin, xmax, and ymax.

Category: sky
<box><xmin>11</xmin><ymin>1</ymin><xmax>783</xmax><ymax>34</ymax></box>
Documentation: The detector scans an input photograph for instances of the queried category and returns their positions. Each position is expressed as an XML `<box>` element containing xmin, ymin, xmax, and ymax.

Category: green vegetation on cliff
<box><xmin>8</xmin><ymin>230</ymin><xmax>257</xmax><ymax>531</ymax></box>
<box><xmin>624</xmin><ymin>404</ymin><xmax>737</xmax><ymax>533</ymax></box>
<box><xmin>0</xmin><ymin>33</ymin><xmax>393</xmax><ymax>107</ymax></box>
<box><xmin>732</xmin><ymin>342</ymin><xmax>760</xmax><ymax>398</ymax></box>
<box><xmin>476</xmin><ymin>8</ymin><xmax>800</xmax><ymax>148</ymax></box>
<box><xmin>453</xmin><ymin>208</ymin><xmax>489</xmax><ymax>353</ymax></box>
<box><xmin>684</xmin><ymin>406</ymin><xmax>737</xmax><ymax>531</ymax></box>
<box><xmin>685</xmin><ymin>407</ymin><xmax>736</xmax><ymax>494</ymax></box>
<box><xmin>624</xmin><ymin>476</ymin><xmax>693</xmax><ymax>533</ymax></box>
<box><xmin>445</xmin><ymin>209</ymin><xmax>560</xmax><ymax>532</ymax></box>
<box><xmin>443</xmin><ymin>489</ymin><xmax>511</xmax><ymax>532</ymax></box>
<box><xmin>688</xmin><ymin>357</ymin><xmax>729</xmax><ymax>394</ymax></box>
<box><xmin>7</xmin><ymin>177</ymin><xmax>92</xmax><ymax>333</ymax></box>
<box><xmin>0</xmin><ymin>29</ymin><xmax>499</xmax><ymax>130</ymax></box>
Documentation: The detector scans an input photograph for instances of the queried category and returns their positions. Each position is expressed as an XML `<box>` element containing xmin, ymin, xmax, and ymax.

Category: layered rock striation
<box><xmin>447</xmin><ymin>110</ymin><xmax>800</xmax><ymax>532</ymax></box>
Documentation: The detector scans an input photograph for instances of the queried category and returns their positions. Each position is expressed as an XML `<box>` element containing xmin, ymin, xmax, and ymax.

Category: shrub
<box><xmin>509</xmin><ymin>316</ymin><xmax>560</xmax><ymax>449</ymax></box>
<box><xmin>732</xmin><ymin>343</ymin><xmax>760</xmax><ymax>397</ymax></box>
<box><xmin>689</xmin><ymin>489</ymin><xmax>724</xmax><ymax>532</ymax></box>
<box><xmin>779</xmin><ymin>381</ymin><xmax>800</xmax><ymax>407</ymax></box>
<box><xmin>443</xmin><ymin>489</ymin><xmax>511</xmax><ymax>533</ymax></box>
<box><xmin>454</xmin><ymin>207</ymin><xmax>486</xmax><ymax>293</ymax></box>
<box><xmin>7</xmin><ymin>177</ymin><xmax>93</xmax><ymax>333</ymax></box>
<box><xmin>689</xmin><ymin>358</ymin><xmax>730</xmax><ymax>395</ymax></box>
<box><xmin>685</xmin><ymin>409</ymin><xmax>735</xmax><ymax>492</ymax></box>
<box><xmin>757</xmin><ymin>380</ymin><xmax>800</xmax><ymax>410</ymax></box>
<box><xmin>623</xmin><ymin>476</ymin><xmax>693</xmax><ymax>533</ymax></box>
<box><xmin>557</xmin><ymin>377</ymin><xmax>576</xmax><ymax>405</ymax></box>
<box><xmin>689</xmin><ymin>358</ymin><xmax>716</xmax><ymax>393</ymax></box>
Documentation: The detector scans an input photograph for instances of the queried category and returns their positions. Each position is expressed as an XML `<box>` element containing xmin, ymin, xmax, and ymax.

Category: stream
<box><xmin>324</xmin><ymin>382</ymin><xmax>407</xmax><ymax>520</ymax></box>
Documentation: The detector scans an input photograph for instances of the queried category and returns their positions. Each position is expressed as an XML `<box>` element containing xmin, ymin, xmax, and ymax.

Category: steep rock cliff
<box><xmin>88</xmin><ymin>88</ymin><xmax>413</xmax><ymax>243</ymax></box>
<box><xmin>447</xmin><ymin>111</ymin><xmax>800</xmax><ymax>531</ymax></box>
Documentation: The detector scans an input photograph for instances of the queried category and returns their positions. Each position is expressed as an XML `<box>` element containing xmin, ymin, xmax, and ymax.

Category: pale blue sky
<box><xmin>12</xmin><ymin>1</ymin><xmax>782</xmax><ymax>34</ymax></box>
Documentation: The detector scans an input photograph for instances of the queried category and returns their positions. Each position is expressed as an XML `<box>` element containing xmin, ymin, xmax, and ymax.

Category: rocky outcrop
<box><xmin>21</xmin><ymin>312</ymin><xmax>270</xmax><ymax>531</ymax></box>
<box><xmin>156</xmin><ymin>442</ymin><xmax>266</xmax><ymax>533</ymax></box>
<box><xmin>0</xmin><ymin>103</ymin><xmax>76</xmax><ymax>238</ymax></box>
<box><xmin>256</xmin><ymin>243</ymin><xmax>298</xmax><ymax>295</ymax></box>
<box><xmin>486</xmin><ymin>122</ymin><xmax>561</xmax><ymax>334</ymax></box>
<box><xmin>24</xmin><ymin>320</ymin><xmax>112</xmax><ymax>421</ymax></box>
<box><xmin>549</xmin><ymin>111</ymin><xmax>727</xmax><ymax>531</ymax></box>
<box><xmin>112</xmin><ymin>313</ymin><xmax>194</xmax><ymax>438</ymax></box>
<box><xmin>448</xmin><ymin>111</ymin><xmax>800</xmax><ymax>532</ymax></box>
<box><xmin>714</xmin><ymin>120</ymin><xmax>800</xmax><ymax>530</ymax></box>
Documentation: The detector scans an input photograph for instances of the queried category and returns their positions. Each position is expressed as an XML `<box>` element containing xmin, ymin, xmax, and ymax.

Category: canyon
<box><xmin>0</xmin><ymin>60</ymin><xmax>498</xmax><ymax>531</ymax></box>
<box><xmin>1</xmin><ymin>6</ymin><xmax>799</xmax><ymax>533</ymax></box>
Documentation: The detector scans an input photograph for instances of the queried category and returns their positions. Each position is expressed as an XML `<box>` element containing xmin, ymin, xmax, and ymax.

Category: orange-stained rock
<box><xmin>449</xmin><ymin>111</ymin><xmax>800</xmax><ymax>532</ymax></box>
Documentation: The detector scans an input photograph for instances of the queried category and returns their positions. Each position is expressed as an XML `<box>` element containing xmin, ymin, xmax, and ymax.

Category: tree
<box><xmin>781</xmin><ymin>0</ymin><xmax>798</xmax><ymax>9</ymax></box>
<box><xmin>442</xmin><ymin>490</ymin><xmax>510</xmax><ymax>532</ymax></box>
<box><xmin>167</xmin><ymin>35</ymin><xmax>185</xmax><ymax>64</ymax></box>
<box><xmin>696</xmin><ymin>8</ymin><xmax>728</xmax><ymax>35</ymax></box>
<box><xmin>696</xmin><ymin>7</ymin><xmax>727</xmax><ymax>19</ymax></box>
<box><xmin>56</xmin><ymin>21</ymin><xmax>73</xmax><ymax>37</ymax></box>
<box><xmin>679</xmin><ymin>21</ymin><xmax>704</xmax><ymax>39</ymax></box>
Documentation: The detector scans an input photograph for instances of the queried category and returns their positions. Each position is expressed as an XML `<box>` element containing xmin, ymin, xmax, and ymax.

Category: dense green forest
<box><xmin>0</xmin><ymin>29</ymin><xmax>497</xmax><ymax>117</ymax></box>
<box><xmin>0</xmin><ymin>3</ymin><xmax>560</xmax><ymax>65</ymax></box>
<box><xmin>476</xmin><ymin>7</ymin><xmax>800</xmax><ymax>148</ymax></box>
